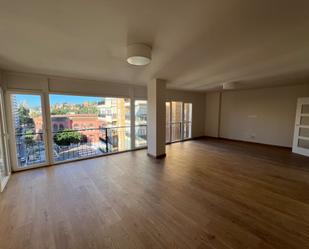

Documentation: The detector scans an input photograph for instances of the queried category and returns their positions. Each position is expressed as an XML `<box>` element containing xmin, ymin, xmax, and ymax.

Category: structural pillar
<box><xmin>147</xmin><ymin>79</ymin><xmax>166</xmax><ymax>158</ymax></box>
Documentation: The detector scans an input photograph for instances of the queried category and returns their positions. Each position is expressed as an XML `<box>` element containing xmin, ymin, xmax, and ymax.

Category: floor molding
<box><xmin>204</xmin><ymin>136</ymin><xmax>292</xmax><ymax>149</ymax></box>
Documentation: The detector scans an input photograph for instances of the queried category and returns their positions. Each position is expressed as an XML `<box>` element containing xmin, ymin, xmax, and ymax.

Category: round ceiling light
<box><xmin>127</xmin><ymin>44</ymin><xmax>152</xmax><ymax>66</ymax></box>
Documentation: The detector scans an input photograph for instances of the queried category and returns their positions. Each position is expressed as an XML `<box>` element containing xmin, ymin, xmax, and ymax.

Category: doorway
<box><xmin>293</xmin><ymin>97</ymin><xmax>309</xmax><ymax>157</ymax></box>
<box><xmin>166</xmin><ymin>101</ymin><xmax>192</xmax><ymax>143</ymax></box>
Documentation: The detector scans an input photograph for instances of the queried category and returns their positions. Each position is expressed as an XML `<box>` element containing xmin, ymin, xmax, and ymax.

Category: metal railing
<box><xmin>15</xmin><ymin>131</ymin><xmax>46</xmax><ymax>167</ymax></box>
<box><xmin>14</xmin><ymin>125</ymin><xmax>148</xmax><ymax>166</ymax></box>
<box><xmin>166</xmin><ymin>121</ymin><xmax>192</xmax><ymax>143</ymax></box>
<box><xmin>52</xmin><ymin>126</ymin><xmax>132</xmax><ymax>162</ymax></box>
<box><xmin>183</xmin><ymin>121</ymin><xmax>192</xmax><ymax>139</ymax></box>
<box><xmin>165</xmin><ymin>122</ymin><xmax>182</xmax><ymax>142</ymax></box>
<box><xmin>14</xmin><ymin>121</ymin><xmax>191</xmax><ymax>167</ymax></box>
<box><xmin>135</xmin><ymin>124</ymin><xmax>147</xmax><ymax>148</ymax></box>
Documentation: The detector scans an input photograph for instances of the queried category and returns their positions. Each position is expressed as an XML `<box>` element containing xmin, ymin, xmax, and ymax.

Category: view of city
<box><xmin>135</xmin><ymin>100</ymin><xmax>147</xmax><ymax>147</ymax></box>
<box><xmin>11</xmin><ymin>94</ymin><xmax>46</xmax><ymax>166</ymax></box>
<box><xmin>10</xmin><ymin>94</ymin><xmax>191</xmax><ymax>168</ymax></box>
<box><xmin>49</xmin><ymin>95</ymin><xmax>132</xmax><ymax>162</ymax></box>
<box><xmin>11</xmin><ymin>94</ymin><xmax>147</xmax><ymax>166</ymax></box>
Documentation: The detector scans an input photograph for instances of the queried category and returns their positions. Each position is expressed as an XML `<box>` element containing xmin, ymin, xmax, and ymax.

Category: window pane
<box><xmin>171</xmin><ymin>102</ymin><xmax>182</xmax><ymax>122</ymax></box>
<box><xmin>10</xmin><ymin>94</ymin><xmax>46</xmax><ymax>167</ymax></box>
<box><xmin>301</xmin><ymin>104</ymin><xmax>309</xmax><ymax>114</ymax></box>
<box><xmin>50</xmin><ymin>95</ymin><xmax>131</xmax><ymax>162</ymax></box>
<box><xmin>184</xmin><ymin>103</ymin><xmax>192</xmax><ymax>122</ymax></box>
<box><xmin>135</xmin><ymin>100</ymin><xmax>147</xmax><ymax>147</ymax></box>
<box><xmin>298</xmin><ymin>139</ymin><xmax>309</xmax><ymax>149</ymax></box>
<box><xmin>183</xmin><ymin>122</ymin><xmax>192</xmax><ymax>139</ymax></box>
<box><xmin>171</xmin><ymin>102</ymin><xmax>182</xmax><ymax>141</ymax></box>
<box><xmin>166</xmin><ymin>102</ymin><xmax>170</xmax><ymax>143</ymax></box>
<box><xmin>184</xmin><ymin>103</ymin><xmax>192</xmax><ymax>139</ymax></box>
<box><xmin>299</xmin><ymin>128</ymin><xmax>309</xmax><ymax>137</ymax></box>
<box><xmin>300</xmin><ymin>116</ymin><xmax>309</xmax><ymax>126</ymax></box>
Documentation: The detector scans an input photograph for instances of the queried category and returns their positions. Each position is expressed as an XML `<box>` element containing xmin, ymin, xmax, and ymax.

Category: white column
<box><xmin>42</xmin><ymin>78</ymin><xmax>54</xmax><ymax>164</ymax></box>
<box><xmin>147</xmin><ymin>79</ymin><xmax>166</xmax><ymax>158</ymax></box>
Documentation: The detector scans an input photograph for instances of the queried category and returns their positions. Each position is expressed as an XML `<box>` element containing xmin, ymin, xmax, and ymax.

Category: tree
<box><xmin>53</xmin><ymin>129</ymin><xmax>87</xmax><ymax>146</ymax></box>
<box><xmin>51</xmin><ymin>107</ymin><xmax>71</xmax><ymax>115</ymax></box>
<box><xmin>24</xmin><ymin>130</ymin><xmax>35</xmax><ymax>145</ymax></box>
<box><xmin>77</xmin><ymin>106</ymin><xmax>98</xmax><ymax>114</ymax></box>
<box><xmin>18</xmin><ymin>105</ymin><xmax>34</xmax><ymax>128</ymax></box>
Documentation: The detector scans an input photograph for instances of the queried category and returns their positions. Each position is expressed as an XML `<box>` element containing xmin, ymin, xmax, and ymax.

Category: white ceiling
<box><xmin>0</xmin><ymin>0</ymin><xmax>309</xmax><ymax>91</ymax></box>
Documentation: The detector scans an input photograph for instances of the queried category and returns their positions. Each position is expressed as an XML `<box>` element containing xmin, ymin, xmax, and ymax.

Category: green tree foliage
<box><xmin>51</xmin><ymin>108</ymin><xmax>70</xmax><ymax>115</ymax></box>
<box><xmin>53</xmin><ymin>129</ymin><xmax>87</xmax><ymax>146</ymax></box>
<box><xmin>50</xmin><ymin>103</ymin><xmax>99</xmax><ymax>115</ymax></box>
<box><xmin>24</xmin><ymin>130</ymin><xmax>35</xmax><ymax>145</ymax></box>
<box><xmin>18</xmin><ymin>105</ymin><xmax>34</xmax><ymax>128</ymax></box>
<box><xmin>77</xmin><ymin>106</ymin><xmax>98</xmax><ymax>114</ymax></box>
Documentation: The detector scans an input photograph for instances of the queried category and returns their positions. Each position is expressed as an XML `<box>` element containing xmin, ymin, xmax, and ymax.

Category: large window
<box><xmin>49</xmin><ymin>95</ymin><xmax>130</xmax><ymax>162</ymax></box>
<box><xmin>135</xmin><ymin>100</ymin><xmax>147</xmax><ymax>147</ymax></box>
<box><xmin>6</xmin><ymin>90</ymin><xmax>192</xmax><ymax>169</ymax></box>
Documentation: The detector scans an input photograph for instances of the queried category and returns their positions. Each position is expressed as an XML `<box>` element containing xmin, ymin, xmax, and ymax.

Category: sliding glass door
<box><xmin>166</xmin><ymin>101</ymin><xmax>192</xmax><ymax>143</ymax></box>
<box><xmin>8</xmin><ymin>93</ymin><xmax>49</xmax><ymax>170</ymax></box>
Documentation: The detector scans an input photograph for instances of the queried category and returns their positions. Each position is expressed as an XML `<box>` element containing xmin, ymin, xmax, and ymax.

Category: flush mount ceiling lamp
<box><xmin>127</xmin><ymin>44</ymin><xmax>152</xmax><ymax>66</ymax></box>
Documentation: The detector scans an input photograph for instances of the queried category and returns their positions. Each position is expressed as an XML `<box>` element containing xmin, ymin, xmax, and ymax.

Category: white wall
<box><xmin>2</xmin><ymin>71</ymin><xmax>205</xmax><ymax>139</ymax></box>
<box><xmin>205</xmin><ymin>83</ymin><xmax>309</xmax><ymax>147</ymax></box>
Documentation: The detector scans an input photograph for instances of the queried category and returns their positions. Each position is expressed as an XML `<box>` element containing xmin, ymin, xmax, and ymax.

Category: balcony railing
<box><xmin>135</xmin><ymin>124</ymin><xmax>147</xmax><ymax>147</ymax></box>
<box><xmin>165</xmin><ymin>122</ymin><xmax>182</xmax><ymax>142</ymax></box>
<box><xmin>166</xmin><ymin>121</ymin><xmax>192</xmax><ymax>142</ymax></box>
<box><xmin>52</xmin><ymin>126</ymin><xmax>132</xmax><ymax>162</ymax></box>
<box><xmin>183</xmin><ymin>121</ymin><xmax>192</xmax><ymax>139</ymax></box>
<box><xmin>15</xmin><ymin>125</ymin><xmax>147</xmax><ymax>166</ymax></box>
<box><xmin>14</xmin><ymin>121</ymin><xmax>191</xmax><ymax>167</ymax></box>
<box><xmin>15</xmin><ymin>131</ymin><xmax>46</xmax><ymax>167</ymax></box>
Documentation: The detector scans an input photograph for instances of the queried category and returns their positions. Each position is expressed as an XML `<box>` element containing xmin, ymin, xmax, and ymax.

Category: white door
<box><xmin>293</xmin><ymin>97</ymin><xmax>309</xmax><ymax>157</ymax></box>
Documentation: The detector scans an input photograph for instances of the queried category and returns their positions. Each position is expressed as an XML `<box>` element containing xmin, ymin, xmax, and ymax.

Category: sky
<box><xmin>15</xmin><ymin>94</ymin><xmax>104</xmax><ymax>108</ymax></box>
